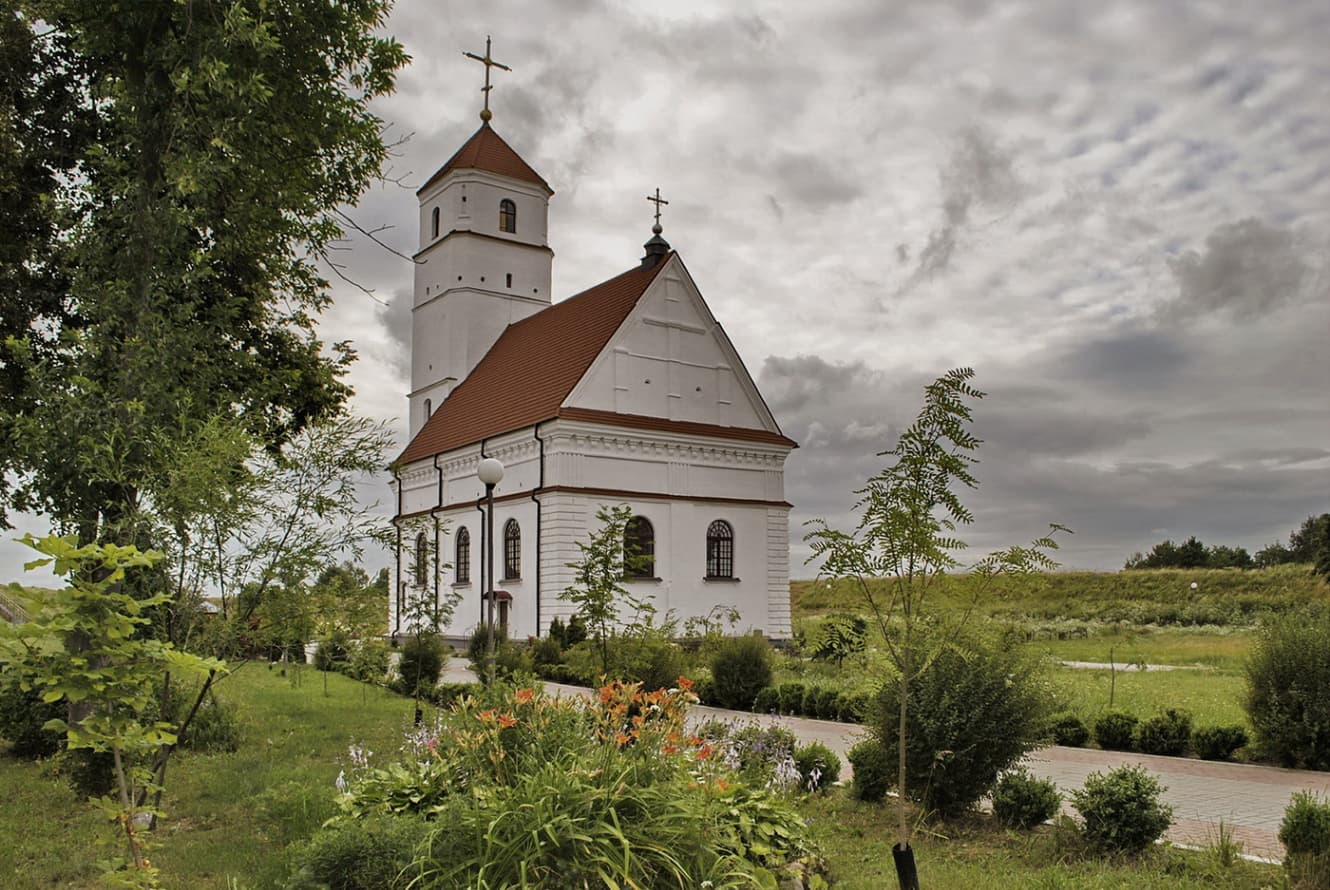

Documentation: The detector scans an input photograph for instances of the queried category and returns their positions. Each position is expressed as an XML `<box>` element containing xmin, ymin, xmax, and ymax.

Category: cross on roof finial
<box><xmin>463</xmin><ymin>36</ymin><xmax>511</xmax><ymax>123</ymax></box>
<box><xmin>646</xmin><ymin>187</ymin><xmax>669</xmax><ymax>234</ymax></box>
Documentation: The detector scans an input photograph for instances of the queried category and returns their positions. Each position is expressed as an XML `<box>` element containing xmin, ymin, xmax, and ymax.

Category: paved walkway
<box><xmin>443</xmin><ymin>660</ymin><xmax>1330</xmax><ymax>859</ymax></box>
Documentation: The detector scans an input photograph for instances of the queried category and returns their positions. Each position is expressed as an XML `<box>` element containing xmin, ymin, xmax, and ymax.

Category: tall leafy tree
<box><xmin>2</xmin><ymin>1</ymin><xmax>407</xmax><ymax>547</ymax></box>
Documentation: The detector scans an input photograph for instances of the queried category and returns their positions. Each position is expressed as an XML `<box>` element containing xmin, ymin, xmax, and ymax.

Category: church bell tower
<box><xmin>408</xmin><ymin>40</ymin><xmax>554</xmax><ymax>438</ymax></box>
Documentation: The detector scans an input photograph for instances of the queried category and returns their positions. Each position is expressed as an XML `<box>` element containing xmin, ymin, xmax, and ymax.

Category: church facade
<box><xmin>389</xmin><ymin>120</ymin><xmax>796</xmax><ymax>643</ymax></box>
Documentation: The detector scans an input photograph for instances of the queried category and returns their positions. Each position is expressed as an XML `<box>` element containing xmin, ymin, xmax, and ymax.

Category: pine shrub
<box><xmin>992</xmin><ymin>769</ymin><xmax>1061</xmax><ymax>830</ymax></box>
<box><xmin>1070</xmin><ymin>765</ymin><xmax>1173</xmax><ymax>854</ymax></box>
<box><xmin>708</xmin><ymin>635</ymin><xmax>773</xmax><ymax>710</ymax></box>
<box><xmin>1093</xmin><ymin>710</ymin><xmax>1138</xmax><ymax>751</ymax></box>
<box><xmin>794</xmin><ymin>741</ymin><xmax>841</xmax><ymax>792</ymax></box>
<box><xmin>1280</xmin><ymin>792</ymin><xmax>1330</xmax><ymax>889</ymax></box>
<box><xmin>847</xmin><ymin>738</ymin><xmax>892</xmax><ymax>802</ymax></box>
<box><xmin>868</xmin><ymin>630</ymin><xmax>1052</xmax><ymax>817</ymax></box>
<box><xmin>1193</xmin><ymin>724</ymin><xmax>1249</xmax><ymax>761</ymax></box>
<box><xmin>1048</xmin><ymin>712</ymin><xmax>1090</xmax><ymax>748</ymax></box>
<box><xmin>1247</xmin><ymin>612</ymin><xmax>1330</xmax><ymax>769</ymax></box>
<box><xmin>1136</xmin><ymin>708</ymin><xmax>1192</xmax><ymax>757</ymax></box>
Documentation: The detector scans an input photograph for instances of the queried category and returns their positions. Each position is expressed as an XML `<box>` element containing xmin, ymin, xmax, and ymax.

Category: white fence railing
<box><xmin>0</xmin><ymin>587</ymin><xmax>30</xmax><ymax>624</ymax></box>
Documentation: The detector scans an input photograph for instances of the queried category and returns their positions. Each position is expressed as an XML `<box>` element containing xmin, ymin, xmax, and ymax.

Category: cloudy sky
<box><xmin>5</xmin><ymin>0</ymin><xmax>1328</xmax><ymax>583</ymax></box>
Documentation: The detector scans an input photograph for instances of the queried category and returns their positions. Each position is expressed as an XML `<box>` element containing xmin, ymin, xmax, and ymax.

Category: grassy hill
<box><xmin>792</xmin><ymin>564</ymin><xmax>1329</xmax><ymax>626</ymax></box>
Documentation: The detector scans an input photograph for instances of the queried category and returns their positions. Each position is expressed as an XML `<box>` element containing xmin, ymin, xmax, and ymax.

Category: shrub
<box><xmin>466</xmin><ymin>626</ymin><xmax>532</xmax><ymax>683</ymax></box>
<box><xmin>752</xmin><ymin>687</ymin><xmax>780</xmax><ymax>714</ymax></box>
<box><xmin>430</xmin><ymin>682</ymin><xmax>480</xmax><ymax>708</ymax></box>
<box><xmin>836</xmin><ymin>690</ymin><xmax>871</xmax><ymax>724</ymax></box>
<box><xmin>398</xmin><ymin>633</ymin><xmax>446</xmax><ymax>697</ymax></box>
<box><xmin>868</xmin><ymin>630</ymin><xmax>1053</xmax><ymax>817</ymax></box>
<box><xmin>314</xmin><ymin>629</ymin><xmax>352</xmax><ymax>672</ymax></box>
<box><xmin>0</xmin><ymin>669</ymin><xmax>63</xmax><ymax>758</ymax></box>
<box><xmin>847</xmin><ymin>738</ymin><xmax>892</xmax><ymax>802</ymax></box>
<box><xmin>1247</xmin><ymin>612</ymin><xmax>1330</xmax><ymax>769</ymax></box>
<box><xmin>776</xmin><ymin>682</ymin><xmax>806</xmax><ymax>716</ymax></box>
<box><xmin>611</xmin><ymin>636</ymin><xmax>685</xmax><ymax>692</ymax></box>
<box><xmin>1280</xmin><ymin>792</ymin><xmax>1330</xmax><ymax>889</ymax></box>
<box><xmin>692</xmin><ymin>675</ymin><xmax>716</xmax><ymax>705</ymax></box>
<box><xmin>807</xmin><ymin>613</ymin><xmax>867</xmax><ymax>665</ymax></box>
<box><xmin>1094</xmin><ymin>711</ymin><xmax>1138</xmax><ymax>751</ymax></box>
<box><xmin>529</xmin><ymin>634</ymin><xmax>563</xmax><ymax>669</ymax></box>
<box><xmin>1048</xmin><ymin>712</ymin><xmax>1090</xmax><ymax>748</ymax></box>
<box><xmin>179</xmin><ymin>690</ymin><xmax>241</xmax><ymax>753</ymax></box>
<box><xmin>1136</xmin><ymin>708</ymin><xmax>1192</xmax><ymax>757</ymax></box>
<box><xmin>992</xmin><ymin>768</ymin><xmax>1061</xmax><ymax>830</ymax></box>
<box><xmin>348</xmin><ymin>640</ymin><xmax>390</xmax><ymax>684</ymax></box>
<box><xmin>794</xmin><ymin>741</ymin><xmax>841</xmax><ymax>792</ymax></box>
<box><xmin>1070</xmin><ymin>765</ymin><xmax>1173</xmax><ymax>854</ymax></box>
<box><xmin>708</xmin><ymin>635</ymin><xmax>773</xmax><ymax>711</ymax></box>
<box><xmin>1193</xmin><ymin>724</ymin><xmax>1249</xmax><ymax>761</ymax></box>
<box><xmin>815</xmin><ymin>687</ymin><xmax>841</xmax><ymax>720</ymax></box>
<box><xmin>290</xmin><ymin>814</ymin><xmax>430</xmax><ymax>890</ymax></box>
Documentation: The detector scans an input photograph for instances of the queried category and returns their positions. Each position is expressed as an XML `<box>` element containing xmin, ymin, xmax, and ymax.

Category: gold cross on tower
<box><xmin>646</xmin><ymin>187</ymin><xmax>669</xmax><ymax>234</ymax></box>
<box><xmin>463</xmin><ymin>36</ymin><xmax>511</xmax><ymax>123</ymax></box>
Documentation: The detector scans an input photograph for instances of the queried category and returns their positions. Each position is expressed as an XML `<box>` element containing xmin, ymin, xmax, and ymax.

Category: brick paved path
<box><xmin>446</xmin><ymin>660</ymin><xmax>1330</xmax><ymax>859</ymax></box>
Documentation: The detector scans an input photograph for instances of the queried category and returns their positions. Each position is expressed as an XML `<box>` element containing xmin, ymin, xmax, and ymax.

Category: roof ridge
<box><xmin>417</xmin><ymin>123</ymin><xmax>552</xmax><ymax>195</ymax></box>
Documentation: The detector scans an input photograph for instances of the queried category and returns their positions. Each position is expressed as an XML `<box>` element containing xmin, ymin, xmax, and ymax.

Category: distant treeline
<box><xmin>1125</xmin><ymin>514</ymin><xmax>1330</xmax><ymax>575</ymax></box>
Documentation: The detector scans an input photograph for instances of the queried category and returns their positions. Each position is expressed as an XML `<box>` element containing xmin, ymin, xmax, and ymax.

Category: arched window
<box><xmin>431</xmin><ymin>206</ymin><xmax>440</xmax><ymax>239</ymax></box>
<box><xmin>624</xmin><ymin>516</ymin><xmax>655</xmax><ymax>578</ymax></box>
<box><xmin>499</xmin><ymin>199</ymin><xmax>516</xmax><ymax>233</ymax></box>
<box><xmin>423</xmin><ymin>398</ymin><xmax>431</xmax><ymax>420</ymax></box>
<box><xmin>414</xmin><ymin>532</ymin><xmax>429</xmax><ymax>587</ymax></box>
<box><xmin>455</xmin><ymin>527</ymin><xmax>470</xmax><ymax>584</ymax></box>
<box><xmin>706</xmin><ymin>520</ymin><xmax>734</xmax><ymax>579</ymax></box>
<box><xmin>503</xmin><ymin>518</ymin><xmax>521</xmax><ymax>579</ymax></box>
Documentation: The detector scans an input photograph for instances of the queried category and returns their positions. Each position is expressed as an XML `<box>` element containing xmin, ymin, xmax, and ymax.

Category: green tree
<box><xmin>563</xmin><ymin>504</ymin><xmax>653</xmax><ymax>676</ymax></box>
<box><xmin>806</xmin><ymin>368</ymin><xmax>1062</xmax><ymax>880</ymax></box>
<box><xmin>0</xmin><ymin>535</ymin><xmax>222</xmax><ymax>879</ymax></box>
<box><xmin>2</xmin><ymin>1</ymin><xmax>406</xmax><ymax>550</ymax></box>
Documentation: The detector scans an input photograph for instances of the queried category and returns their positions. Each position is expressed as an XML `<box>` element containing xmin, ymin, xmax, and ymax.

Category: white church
<box><xmin>389</xmin><ymin>83</ymin><xmax>796</xmax><ymax>643</ymax></box>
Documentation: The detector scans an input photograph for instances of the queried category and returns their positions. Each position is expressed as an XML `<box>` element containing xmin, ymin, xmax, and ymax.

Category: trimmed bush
<box><xmin>776</xmin><ymin>682</ymin><xmax>807</xmax><ymax>716</ymax></box>
<box><xmin>1070</xmin><ymin>765</ymin><xmax>1173</xmax><ymax>854</ymax></box>
<box><xmin>752</xmin><ymin>687</ymin><xmax>780</xmax><ymax>714</ymax></box>
<box><xmin>794</xmin><ymin>742</ymin><xmax>841</xmax><ymax>792</ymax></box>
<box><xmin>1193</xmin><ymin>724</ymin><xmax>1249</xmax><ymax>761</ymax></box>
<box><xmin>1048</xmin><ymin>712</ymin><xmax>1090</xmax><ymax>748</ymax></box>
<box><xmin>1280</xmin><ymin>792</ymin><xmax>1330</xmax><ymax>889</ymax></box>
<box><xmin>612</xmin><ymin>636</ymin><xmax>685</xmax><ymax>692</ymax></box>
<box><xmin>868</xmin><ymin>630</ymin><xmax>1053</xmax><ymax>817</ymax></box>
<box><xmin>1093</xmin><ymin>711</ymin><xmax>1138</xmax><ymax>751</ymax></box>
<box><xmin>430</xmin><ymin>682</ymin><xmax>480</xmax><ymax>708</ymax></box>
<box><xmin>847</xmin><ymin>738</ymin><xmax>892</xmax><ymax>803</ymax></box>
<box><xmin>836</xmin><ymin>690</ymin><xmax>871</xmax><ymax>724</ymax></box>
<box><xmin>290</xmin><ymin>814</ymin><xmax>430</xmax><ymax>890</ymax></box>
<box><xmin>1136</xmin><ymin>708</ymin><xmax>1192</xmax><ymax>757</ymax></box>
<box><xmin>992</xmin><ymin>768</ymin><xmax>1060</xmax><ymax>830</ymax></box>
<box><xmin>530</xmin><ymin>635</ymin><xmax>562</xmax><ymax>669</ymax></box>
<box><xmin>1247</xmin><ymin>612</ymin><xmax>1330</xmax><ymax>769</ymax></box>
<box><xmin>708</xmin><ymin>635</ymin><xmax>773</xmax><ymax>711</ymax></box>
<box><xmin>399</xmin><ymin>633</ymin><xmax>446</xmax><ymax>697</ymax></box>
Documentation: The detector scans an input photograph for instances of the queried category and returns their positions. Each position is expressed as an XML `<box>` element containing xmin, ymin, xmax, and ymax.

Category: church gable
<box><xmin>564</xmin><ymin>255</ymin><xmax>781</xmax><ymax>434</ymax></box>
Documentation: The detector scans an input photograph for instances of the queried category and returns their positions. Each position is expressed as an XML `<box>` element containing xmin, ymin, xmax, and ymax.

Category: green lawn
<box><xmin>0</xmin><ymin>664</ymin><xmax>433</xmax><ymax>890</ymax></box>
<box><xmin>0</xmin><ymin>662</ymin><xmax>1282</xmax><ymax>888</ymax></box>
<box><xmin>1047</xmin><ymin>664</ymin><xmax>1249</xmax><ymax>729</ymax></box>
<box><xmin>803</xmin><ymin>794</ymin><xmax>1282</xmax><ymax>889</ymax></box>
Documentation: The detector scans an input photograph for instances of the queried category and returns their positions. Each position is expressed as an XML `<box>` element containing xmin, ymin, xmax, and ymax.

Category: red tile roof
<box><xmin>398</xmin><ymin>258</ymin><xmax>670</xmax><ymax>464</ymax></box>
<box><xmin>418</xmin><ymin>124</ymin><xmax>552</xmax><ymax>194</ymax></box>
<box><xmin>397</xmin><ymin>254</ymin><xmax>798</xmax><ymax>466</ymax></box>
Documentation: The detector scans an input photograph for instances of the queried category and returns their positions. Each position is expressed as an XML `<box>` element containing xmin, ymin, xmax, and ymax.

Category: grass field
<box><xmin>0</xmin><ymin>664</ymin><xmax>432</xmax><ymax>890</ymax></box>
<box><xmin>803</xmin><ymin>794</ymin><xmax>1282</xmax><ymax>890</ymax></box>
<box><xmin>0</xmin><ymin>664</ymin><xmax>1289</xmax><ymax>888</ymax></box>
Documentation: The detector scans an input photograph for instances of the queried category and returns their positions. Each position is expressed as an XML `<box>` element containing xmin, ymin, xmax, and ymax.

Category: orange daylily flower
<box><xmin>514</xmin><ymin>688</ymin><xmax>534</xmax><ymax>705</ymax></box>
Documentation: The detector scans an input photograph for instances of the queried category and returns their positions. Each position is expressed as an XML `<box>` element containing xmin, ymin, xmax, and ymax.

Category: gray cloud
<box><xmin>1166</xmin><ymin>218</ymin><xmax>1320</xmax><ymax>320</ymax></box>
<box><xmin>911</xmin><ymin>128</ymin><xmax>1023</xmax><ymax>281</ymax></box>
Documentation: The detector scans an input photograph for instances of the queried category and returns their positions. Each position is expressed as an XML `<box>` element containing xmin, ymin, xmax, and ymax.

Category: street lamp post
<box><xmin>477</xmin><ymin>457</ymin><xmax>505</xmax><ymax>685</ymax></box>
